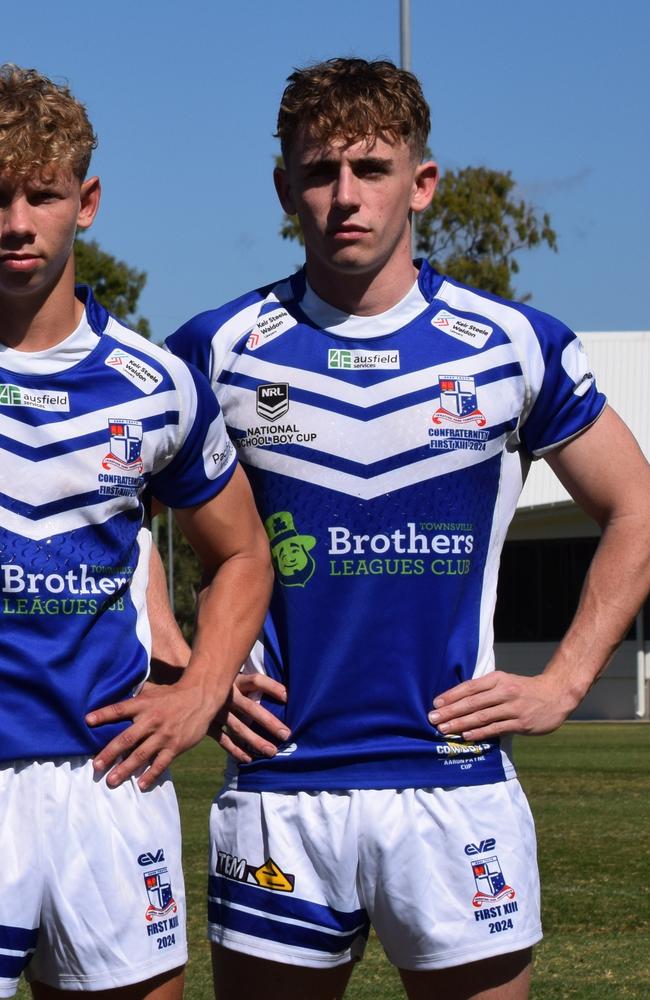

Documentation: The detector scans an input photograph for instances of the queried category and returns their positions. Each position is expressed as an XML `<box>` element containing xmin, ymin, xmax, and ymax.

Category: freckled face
<box><xmin>0</xmin><ymin>169</ymin><xmax>98</xmax><ymax>300</ymax></box>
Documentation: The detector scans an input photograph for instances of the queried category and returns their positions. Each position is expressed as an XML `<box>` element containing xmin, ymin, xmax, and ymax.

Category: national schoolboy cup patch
<box><xmin>256</xmin><ymin>383</ymin><xmax>289</xmax><ymax>421</ymax></box>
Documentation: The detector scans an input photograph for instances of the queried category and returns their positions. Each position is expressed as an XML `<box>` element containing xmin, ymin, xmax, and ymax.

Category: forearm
<box><xmin>175</xmin><ymin>546</ymin><xmax>273</xmax><ymax>719</ymax></box>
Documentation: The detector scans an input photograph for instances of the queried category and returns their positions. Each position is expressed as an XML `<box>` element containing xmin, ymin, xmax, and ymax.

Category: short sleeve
<box><xmin>166</xmin><ymin>312</ymin><xmax>216</xmax><ymax>379</ymax></box>
<box><xmin>519</xmin><ymin>319</ymin><xmax>606</xmax><ymax>456</ymax></box>
<box><xmin>150</xmin><ymin>361</ymin><xmax>237</xmax><ymax>508</ymax></box>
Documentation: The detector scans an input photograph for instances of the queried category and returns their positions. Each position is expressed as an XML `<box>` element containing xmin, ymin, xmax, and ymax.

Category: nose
<box><xmin>333</xmin><ymin>166</ymin><xmax>361</xmax><ymax>210</ymax></box>
<box><xmin>0</xmin><ymin>196</ymin><xmax>35</xmax><ymax>241</ymax></box>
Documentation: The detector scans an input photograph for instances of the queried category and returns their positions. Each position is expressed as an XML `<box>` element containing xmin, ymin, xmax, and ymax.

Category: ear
<box><xmin>273</xmin><ymin>165</ymin><xmax>297</xmax><ymax>216</ymax></box>
<box><xmin>77</xmin><ymin>176</ymin><xmax>101</xmax><ymax>231</ymax></box>
<box><xmin>411</xmin><ymin>160</ymin><xmax>438</xmax><ymax>214</ymax></box>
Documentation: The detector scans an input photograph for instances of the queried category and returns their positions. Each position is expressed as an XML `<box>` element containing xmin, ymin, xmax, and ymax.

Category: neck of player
<box><xmin>0</xmin><ymin>256</ymin><xmax>84</xmax><ymax>352</ymax></box>
<box><xmin>304</xmin><ymin>235</ymin><xmax>419</xmax><ymax>317</ymax></box>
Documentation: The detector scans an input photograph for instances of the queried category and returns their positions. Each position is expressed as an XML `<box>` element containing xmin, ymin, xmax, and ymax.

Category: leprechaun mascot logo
<box><xmin>264</xmin><ymin>511</ymin><xmax>317</xmax><ymax>588</ymax></box>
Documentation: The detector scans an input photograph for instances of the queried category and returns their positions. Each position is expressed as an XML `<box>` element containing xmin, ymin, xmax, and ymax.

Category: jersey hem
<box><xmin>232</xmin><ymin>765</ymin><xmax>517</xmax><ymax>794</ymax></box>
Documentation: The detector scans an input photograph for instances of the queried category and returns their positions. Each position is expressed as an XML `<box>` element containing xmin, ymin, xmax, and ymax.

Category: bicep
<box><xmin>172</xmin><ymin>465</ymin><xmax>269</xmax><ymax>572</ymax></box>
<box><xmin>545</xmin><ymin>405</ymin><xmax>650</xmax><ymax>526</ymax></box>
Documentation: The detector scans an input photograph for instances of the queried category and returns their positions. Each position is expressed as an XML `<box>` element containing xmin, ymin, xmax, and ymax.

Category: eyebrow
<box><xmin>301</xmin><ymin>154</ymin><xmax>393</xmax><ymax>170</ymax></box>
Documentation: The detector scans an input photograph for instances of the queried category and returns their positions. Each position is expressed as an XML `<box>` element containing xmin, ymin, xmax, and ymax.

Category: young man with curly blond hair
<box><xmin>164</xmin><ymin>58</ymin><xmax>650</xmax><ymax>999</ymax></box>
<box><xmin>0</xmin><ymin>65</ymin><xmax>272</xmax><ymax>999</ymax></box>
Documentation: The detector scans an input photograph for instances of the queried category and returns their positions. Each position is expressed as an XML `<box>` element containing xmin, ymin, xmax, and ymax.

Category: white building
<box><xmin>496</xmin><ymin>331</ymin><xmax>650</xmax><ymax>719</ymax></box>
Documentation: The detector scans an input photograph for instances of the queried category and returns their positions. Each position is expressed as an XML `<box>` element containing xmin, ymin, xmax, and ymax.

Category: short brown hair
<box><xmin>0</xmin><ymin>64</ymin><xmax>97</xmax><ymax>181</ymax></box>
<box><xmin>276</xmin><ymin>57</ymin><xmax>430</xmax><ymax>163</ymax></box>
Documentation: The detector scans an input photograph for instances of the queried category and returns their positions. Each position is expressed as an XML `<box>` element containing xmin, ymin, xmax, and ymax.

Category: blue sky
<box><xmin>4</xmin><ymin>0</ymin><xmax>649</xmax><ymax>339</ymax></box>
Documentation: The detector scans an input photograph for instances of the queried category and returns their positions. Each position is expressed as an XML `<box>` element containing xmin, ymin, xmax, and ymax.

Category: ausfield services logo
<box><xmin>0</xmin><ymin>383</ymin><xmax>69</xmax><ymax>411</ymax></box>
<box><xmin>328</xmin><ymin>349</ymin><xmax>400</xmax><ymax>370</ymax></box>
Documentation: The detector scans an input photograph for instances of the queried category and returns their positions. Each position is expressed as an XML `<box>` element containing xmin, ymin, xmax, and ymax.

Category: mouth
<box><xmin>0</xmin><ymin>253</ymin><xmax>41</xmax><ymax>272</ymax></box>
<box><xmin>328</xmin><ymin>225</ymin><xmax>371</xmax><ymax>241</ymax></box>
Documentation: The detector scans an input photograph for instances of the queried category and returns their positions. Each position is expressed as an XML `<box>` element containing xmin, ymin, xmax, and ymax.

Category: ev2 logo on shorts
<box><xmin>464</xmin><ymin>838</ymin><xmax>496</xmax><ymax>856</ymax></box>
<box><xmin>138</xmin><ymin>849</ymin><xmax>165</xmax><ymax>866</ymax></box>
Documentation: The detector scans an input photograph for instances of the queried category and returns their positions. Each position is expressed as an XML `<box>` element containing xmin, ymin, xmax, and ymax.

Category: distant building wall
<box><xmin>495</xmin><ymin>641</ymin><xmax>639</xmax><ymax>720</ymax></box>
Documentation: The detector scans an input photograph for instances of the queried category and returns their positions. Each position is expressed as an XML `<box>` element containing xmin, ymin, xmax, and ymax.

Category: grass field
<box><xmin>16</xmin><ymin>723</ymin><xmax>650</xmax><ymax>998</ymax></box>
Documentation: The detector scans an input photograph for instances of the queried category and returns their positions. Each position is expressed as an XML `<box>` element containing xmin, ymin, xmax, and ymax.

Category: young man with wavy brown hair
<box><xmin>165</xmin><ymin>57</ymin><xmax>650</xmax><ymax>1000</ymax></box>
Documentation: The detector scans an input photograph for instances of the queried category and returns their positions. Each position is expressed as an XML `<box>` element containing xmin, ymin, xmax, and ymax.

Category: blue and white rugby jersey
<box><xmin>0</xmin><ymin>287</ymin><xmax>236</xmax><ymax>762</ymax></box>
<box><xmin>167</xmin><ymin>261</ymin><xmax>606</xmax><ymax>792</ymax></box>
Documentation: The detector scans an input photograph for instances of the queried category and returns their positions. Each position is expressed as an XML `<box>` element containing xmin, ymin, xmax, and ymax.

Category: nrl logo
<box><xmin>256</xmin><ymin>383</ymin><xmax>289</xmax><ymax>421</ymax></box>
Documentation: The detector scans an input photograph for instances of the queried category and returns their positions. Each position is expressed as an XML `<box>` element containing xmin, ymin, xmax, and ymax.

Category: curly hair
<box><xmin>276</xmin><ymin>57</ymin><xmax>430</xmax><ymax>163</ymax></box>
<box><xmin>0</xmin><ymin>64</ymin><xmax>97</xmax><ymax>180</ymax></box>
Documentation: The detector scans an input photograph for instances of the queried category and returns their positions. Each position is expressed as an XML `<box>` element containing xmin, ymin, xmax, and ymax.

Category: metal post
<box><xmin>400</xmin><ymin>0</ymin><xmax>411</xmax><ymax>71</ymax></box>
<box><xmin>400</xmin><ymin>0</ymin><xmax>418</xmax><ymax>259</ymax></box>
<box><xmin>635</xmin><ymin>608</ymin><xmax>649</xmax><ymax>719</ymax></box>
<box><xmin>167</xmin><ymin>510</ymin><xmax>175</xmax><ymax>612</ymax></box>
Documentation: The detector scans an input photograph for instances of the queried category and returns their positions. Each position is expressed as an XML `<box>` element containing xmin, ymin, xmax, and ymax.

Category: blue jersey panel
<box><xmin>0</xmin><ymin>288</ymin><xmax>236</xmax><ymax>762</ymax></box>
<box><xmin>167</xmin><ymin>261</ymin><xmax>606</xmax><ymax>791</ymax></box>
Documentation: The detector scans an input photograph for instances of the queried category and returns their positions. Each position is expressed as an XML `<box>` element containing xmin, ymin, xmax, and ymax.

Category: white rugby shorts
<box><xmin>0</xmin><ymin>758</ymin><xmax>187</xmax><ymax>997</ymax></box>
<box><xmin>208</xmin><ymin>780</ymin><xmax>541</xmax><ymax>970</ymax></box>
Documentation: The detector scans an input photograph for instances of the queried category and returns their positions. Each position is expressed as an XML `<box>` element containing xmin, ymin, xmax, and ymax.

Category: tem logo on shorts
<box><xmin>216</xmin><ymin>851</ymin><xmax>295</xmax><ymax>892</ymax></box>
<box><xmin>471</xmin><ymin>855</ymin><xmax>516</xmax><ymax>908</ymax></box>
<box><xmin>143</xmin><ymin>867</ymin><xmax>178</xmax><ymax>920</ymax></box>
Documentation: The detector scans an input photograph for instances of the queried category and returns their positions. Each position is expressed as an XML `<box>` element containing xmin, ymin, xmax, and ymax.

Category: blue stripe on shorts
<box><xmin>0</xmin><ymin>924</ymin><xmax>38</xmax><ymax>979</ymax></box>
<box><xmin>0</xmin><ymin>925</ymin><xmax>38</xmax><ymax>951</ymax></box>
<box><xmin>208</xmin><ymin>874</ymin><xmax>369</xmax><ymax>954</ymax></box>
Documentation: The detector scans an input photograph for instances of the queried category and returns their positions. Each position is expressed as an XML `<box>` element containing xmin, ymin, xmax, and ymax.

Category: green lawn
<box><xmin>16</xmin><ymin>724</ymin><xmax>650</xmax><ymax>998</ymax></box>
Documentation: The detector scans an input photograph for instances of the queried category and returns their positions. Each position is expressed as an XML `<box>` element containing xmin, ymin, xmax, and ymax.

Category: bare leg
<box><xmin>30</xmin><ymin>966</ymin><xmax>184</xmax><ymax>1000</ymax></box>
<box><xmin>212</xmin><ymin>944</ymin><xmax>355</xmax><ymax>1000</ymax></box>
<box><xmin>399</xmin><ymin>947</ymin><xmax>532</xmax><ymax>1000</ymax></box>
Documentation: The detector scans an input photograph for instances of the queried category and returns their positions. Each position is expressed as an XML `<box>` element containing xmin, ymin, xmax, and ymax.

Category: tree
<box><xmin>279</xmin><ymin>161</ymin><xmax>557</xmax><ymax>301</ymax></box>
<box><xmin>74</xmin><ymin>238</ymin><xmax>151</xmax><ymax>337</ymax></box>
<box><xmin>415</xmin><ymin>165</ymin><xmax>557</xmax><ymax>300</ymax></box>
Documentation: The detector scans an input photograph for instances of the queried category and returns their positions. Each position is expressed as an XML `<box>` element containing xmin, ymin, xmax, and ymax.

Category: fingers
<box><xmin>428</xmin><ymin>672</ymin><xmax>567</xmax><ymax>739</ymax></box>
<box><xmin>99</xmin><ymin>738</ymin><xmax>176</xmax><ymax>791</ymax></box>
<box><xmin>234</xmin><ymin>673</ymin><xmax>287</xmax><ymax>702</ymax></box>
<box><xmin>212</xmin><ymin>696</ymin><xmax>291</xmax><ymax>761</ymax></box>
<box><xmin>428</xmin><ymin>675</ymin><xmax>500</xmax><ymax>734</ymax></box>
<box><xmin>214</xmin><ymin>727</ymin><xmax>252</xmax><ymax>764</ymax></box>
<box><xmin>86</xmin><ymin>699</ymin><xmax>134</xmax><ymax>729</ymax></box>
<box><xmin>230</xmin><ymin>686</ymin><xmax>289</xmax><ymax>732</ymax></box>
<box><xmin>428</xmin><ymin>673</ymin><xmax>526</xmax><ymax>739</ymax></box>
<box><xmin>216</xmin><ymin>674</ymin><xmax>290</xmax><ymax>760</ymax></box>
<box><xmin>88</xmin><ymin>686</ymin><xmax>213</xmax><ymax>790</ymax></box>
